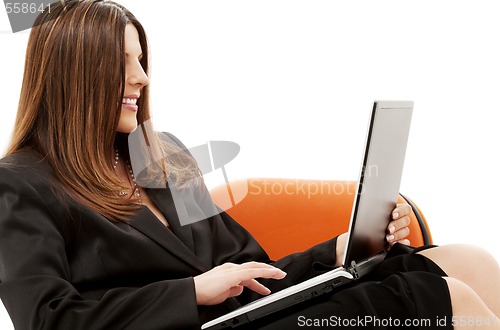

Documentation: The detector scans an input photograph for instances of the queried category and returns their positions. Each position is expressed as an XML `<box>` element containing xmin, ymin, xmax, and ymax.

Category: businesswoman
<box><xmin>0</xmin><ymin>1</ymin><xmax>498</xmax><ymax>329</ymax></box>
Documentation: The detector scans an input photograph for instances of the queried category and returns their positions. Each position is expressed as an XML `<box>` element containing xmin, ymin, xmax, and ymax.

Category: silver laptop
<box><xmin>202</xmin><ymin>100</ymin><xmax>414</xmax><ymax>330</ymax></box>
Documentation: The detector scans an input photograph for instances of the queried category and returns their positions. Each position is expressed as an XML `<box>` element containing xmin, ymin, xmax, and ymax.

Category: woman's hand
<box><xmin>334</xmin><ymin>204</ymin><xmax>412</xmax><ymax>266</ymax></box>
<box><xmin>193</xmin><ymin>262</ymin><xmax>287</xmax><ymax>305</ymax></box>
<box><xmin>386</xmin><ymin>203</ymin><xmax>412</xmax><ymax>247</ymax></box>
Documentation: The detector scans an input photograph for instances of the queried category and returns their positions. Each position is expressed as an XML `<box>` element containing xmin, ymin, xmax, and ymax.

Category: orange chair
<box><xmin>210</xmin><ymin>178</ymin><xmax>432</xmax><ymax>260</ymax></box>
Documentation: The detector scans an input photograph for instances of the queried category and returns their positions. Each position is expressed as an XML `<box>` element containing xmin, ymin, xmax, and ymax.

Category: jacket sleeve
<box><xmin>0</xmin><ymin>169</ymin><xmax>201</xmax><ymax>330</ymax></box>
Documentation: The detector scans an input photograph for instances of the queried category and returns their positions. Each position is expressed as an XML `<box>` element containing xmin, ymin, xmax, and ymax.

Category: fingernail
<box><xmin>389</xmin><ymin>226</ymin><xmax>395</xmax><ymax>234</ymax></box>
<box><xmin>276</xmin><ymin>270</ymin><xmax>287</xmax><ymax>278</ymax></box>
<box><xmin>386</xmin><ymin>234</ymin><xmax>395</xmax><ymax>241</ymax></box>
<box><xmin>393</xmin><ymin>212</ymin><xmax>399</xmax><ymax>219</ymax></box>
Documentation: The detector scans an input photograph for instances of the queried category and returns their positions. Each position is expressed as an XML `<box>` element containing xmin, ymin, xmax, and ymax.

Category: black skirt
<box><xmin>248</xmin><ymin>244</ymin><xmax>453</xmax><ymax>329</ymax></box>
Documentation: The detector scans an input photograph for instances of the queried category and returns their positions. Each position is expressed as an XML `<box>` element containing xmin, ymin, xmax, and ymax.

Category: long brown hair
<box><xmin>6</xmin><ymin>0</ymin><xmax>199</xmax><ymax>222</ymax></box>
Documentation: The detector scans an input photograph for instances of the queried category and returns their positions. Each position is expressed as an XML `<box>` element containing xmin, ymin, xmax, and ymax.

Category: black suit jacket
<box><xmin>0</xmin><ymin>142</ymin><xmax>338</xmax><ymax>329</ymax></box>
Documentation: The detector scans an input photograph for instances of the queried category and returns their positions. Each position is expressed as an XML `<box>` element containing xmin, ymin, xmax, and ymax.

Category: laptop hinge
<box><xmin>348</xmin><ymin>252</ymin><xmax>386</xmax><ymax>280</ymax></box>
<box><xmin>349</xmin><ymin>260</ymin><xmax>360</xmax><ymax>280</ymax></box>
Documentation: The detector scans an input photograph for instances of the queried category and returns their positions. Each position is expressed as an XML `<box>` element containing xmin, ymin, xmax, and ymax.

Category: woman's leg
<box><xmin>444</xmin><ymin>277</ymin><xmax>500</xmax><ymax>330</ymax></box>
<box><xmin>418</xmin><ymin>244</ymin><xmax>500</xmax><ymax>316</ymax></box>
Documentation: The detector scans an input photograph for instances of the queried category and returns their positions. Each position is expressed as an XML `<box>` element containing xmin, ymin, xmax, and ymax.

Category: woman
<box><xmin>0</xmin><ymin>1</ymin><xmax>498</xmax><ymax>329</ymax></box>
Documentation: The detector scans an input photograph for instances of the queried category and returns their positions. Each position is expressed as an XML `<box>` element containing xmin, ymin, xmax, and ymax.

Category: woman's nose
<box><xmin>127</xmin><ymin>64</ymin><xmax>149</xmax><ymax>88</ymax></box>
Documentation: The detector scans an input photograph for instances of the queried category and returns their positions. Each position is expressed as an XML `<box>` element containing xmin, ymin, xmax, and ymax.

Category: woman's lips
<box><xmin>122</xmin><ymin>103</ymin><xmax>138</xmax><ymax>111</ymax></box>
<box><xmin>122</xmin><ymin>95</ymin><xmax>139</xmax><ymax>111</ymax></box>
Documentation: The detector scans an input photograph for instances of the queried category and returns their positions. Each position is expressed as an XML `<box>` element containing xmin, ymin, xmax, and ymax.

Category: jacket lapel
<box><xmin>127</xmin><ymin>190</ymin><xmax>206</xmax><ymax>273</ymax></box>
<box><xmin>147</xmin><ymin>186</ymin><xmax>196</xmax><ymax>253</ymax></box>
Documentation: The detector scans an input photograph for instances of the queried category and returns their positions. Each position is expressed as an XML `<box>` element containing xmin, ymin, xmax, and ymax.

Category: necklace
<box><xmin>113</xmin><ymin>148</ymin><xmax>142</xmax><ymax>203</ymax></box>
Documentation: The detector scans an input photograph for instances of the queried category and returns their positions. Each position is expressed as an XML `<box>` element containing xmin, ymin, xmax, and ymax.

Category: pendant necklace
<box><xmin>113</xmin><ymin>148</ymin><xmax>142</xmax><ymax>203</ymax></box>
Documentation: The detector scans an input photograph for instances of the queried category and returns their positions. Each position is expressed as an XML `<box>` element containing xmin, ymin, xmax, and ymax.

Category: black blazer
<box><xmin>0</xmin><ymin>141</ymin><xmax>338</xmax><ymax>330</ymax></box>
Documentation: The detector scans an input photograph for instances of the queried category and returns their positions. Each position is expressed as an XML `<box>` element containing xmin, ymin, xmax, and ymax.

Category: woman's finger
<box><xmin>240</xmin><ymin>279</ymin><xmax>271</xmax><ymax>296</ymax></box>
<box><xmin>233</xmin><ymin>267</ymin><xmax>287</xmax><ymax>284</ymax></box>
<box><xmin>219</xmin><ymin>262</ymin><xmax>286</xmax><ymax>283</ymax></box>
<box><xmin>387</xmin><ymin>226</ymin><xmax>410</xmax><ymax>243</ymax></box>
<box><xmin>392</xmin><ymin>204</ymin><xmax>412</xmax><ymax>219</ymax></box>
<box><xmin>227</xmin><ymin>285</ymin><xmax>244</xmax><ymax>298</ymax></box>
<box><xmin>397</xmin><ymin>239</ymin><xmax>411</xmax><ymax>246</ymax></box>
<box><xmin>387</xmin><ymin>215</ymin><xmax>411</xmax><ymax>235</ymax></box>
<box><xmin>389</xmin><ymin>238</ymin><xmax>411</xmax><ymax>247</ymax></box>
<box><xmin>232</xmin><ymin>262</ymin><xmax>284</xmax><ymax>276</ymax></box>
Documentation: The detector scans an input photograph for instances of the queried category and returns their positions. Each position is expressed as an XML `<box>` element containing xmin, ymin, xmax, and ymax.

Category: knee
<box><xmin>459</xmin><ymin>245</ymin><xmax>498</xmax><ymax>266</ymax></box>
<box><xmin>444</xmin><ymin>277</ymin><xmax>497</xmax><ymax>324</ymax></box>
<box><xmin>419</xmin><ymin>244</ymin><xmax>499</xmax><ymax>277</ymax></box>
<box><xmin>445</xmin><ymin>277</ymin><xmax>479</xmax><ymax>305</ymax></box>
<box><xmin>454</xmin><ymin>245</ymin><xmax>499</xmax><ymax>279</ymax></box>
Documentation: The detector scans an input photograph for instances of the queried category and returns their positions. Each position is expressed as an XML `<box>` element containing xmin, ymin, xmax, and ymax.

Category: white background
<box><xmin>1</xmin><ymin>1</ymin><xmax>499</xmax><ymax>328</ymax></box>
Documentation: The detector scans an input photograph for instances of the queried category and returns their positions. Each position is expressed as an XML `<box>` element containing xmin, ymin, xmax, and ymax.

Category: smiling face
<box><xmin>117</xmin><ymin>24</ymin><xmax>150</xmax><ymax>133</ymax></box>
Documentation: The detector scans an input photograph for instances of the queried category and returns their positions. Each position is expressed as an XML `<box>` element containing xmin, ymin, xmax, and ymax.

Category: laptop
<box><xmin>202</xmin><ymin>100</ymin><xmax>414</xmax><ymax>330</ymax></box>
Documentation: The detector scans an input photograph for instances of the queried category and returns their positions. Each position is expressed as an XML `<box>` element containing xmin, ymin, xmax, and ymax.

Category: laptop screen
<box><xmin>342</xmin><ymin>101</ymin><xmax>413</xmax><ymax>267</ymax></box>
